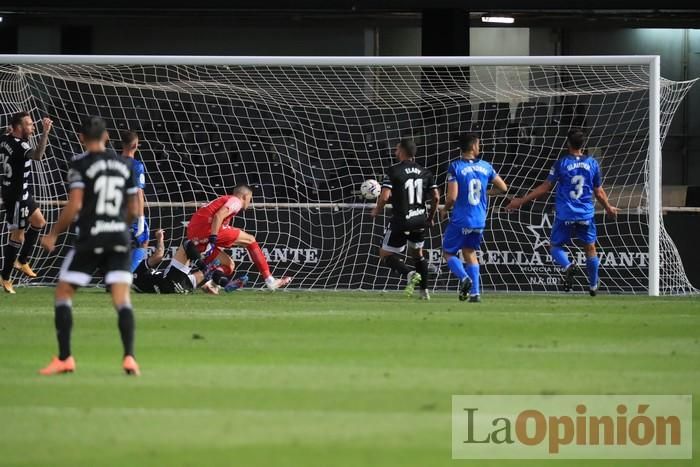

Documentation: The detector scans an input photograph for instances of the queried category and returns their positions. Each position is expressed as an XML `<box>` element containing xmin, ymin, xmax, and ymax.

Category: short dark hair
<box><xmin>458</xmin><ymin>133</ymin><xmax>480</xmax><ymax>152</ymax></box>
<box><xmin>10</xmin><ymin>111</ymin><xmax>30</xmax><ymax>128</ymax></box>
<box><xmin>121</xmin><ymin>130</ymin><xmax>139</xmax><ymax>149</ymax></box>
<box><xmin>398</xmin><ymin>139</ymin><xmax>417</xmax><ymax>158</ymax></box>
<box><xmin>80</xmin><ymin>116</ymin><xmax>107</xmax><ymax>142</ymax></box>
<box><xmin>233</xmin><ymin>183</ymin><xmax>252</xmax><ymax>196</ymax></box>
<box><xmin>567</xmin><ymin>128</ymin><xmax>586</xmax><ymax>150</ymax></box>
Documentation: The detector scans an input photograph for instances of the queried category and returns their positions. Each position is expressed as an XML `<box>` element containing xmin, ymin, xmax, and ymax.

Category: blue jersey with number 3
<box><xmin>447</xmin><ymin>158</ymin><xmax>497</xmax><ymax>229</ymax></box>
<box><xmin>546</xmin><ymin>154</ymin><xmax>601</xmax><ymax>221</ymax></box>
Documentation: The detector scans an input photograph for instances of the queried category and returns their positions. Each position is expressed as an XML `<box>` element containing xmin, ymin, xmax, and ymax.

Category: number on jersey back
<box><xmin>68</xmin><ymin>149</ymin><xmax>138</xmax><ymax>248</ymax></box>
<box><xmin>447</xmin><ymin>158</ymin><xmax>498</xmax><ymax>230</ymax></box>
<box><xmin>381</xmin><ymin>160</ymin><xmax>437</xmax><ymax>230</ymax></box>
<box><xmin>547</xmin><ymin>154</ymin><xmax>601</xmax><ymax>221</ymax></box>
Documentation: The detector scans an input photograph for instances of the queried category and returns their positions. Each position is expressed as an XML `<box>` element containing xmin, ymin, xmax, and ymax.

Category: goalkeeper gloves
<box><xmin>204</xmin><ymin>234</ymin><xmax>218</xmax><ymax>257</ymax></box>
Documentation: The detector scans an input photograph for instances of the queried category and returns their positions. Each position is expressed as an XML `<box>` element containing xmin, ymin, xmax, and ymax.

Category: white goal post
<box><xmin>0</xmin><ymin>54</ymin><xmax>696</xmax><ymax>295</ymax></box>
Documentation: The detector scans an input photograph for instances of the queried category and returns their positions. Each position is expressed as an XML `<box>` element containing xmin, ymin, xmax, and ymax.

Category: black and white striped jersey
<box><xmin>0</xmin><ymin>135</ymin><xmax>33</xmax><ymax>202</ymax></box>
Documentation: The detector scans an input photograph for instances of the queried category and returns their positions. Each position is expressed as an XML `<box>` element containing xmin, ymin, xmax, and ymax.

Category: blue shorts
<box><xmin>442</xmin><ymin>223</ymin><xmax>483</xmax><ymax>254</ymax></box>
<box><xmin>131</xmin><ymin>219</ymin><xmax>149</xmax><ymax>246</ymax></box>
<box><xmin>550</xmin><ymin>218</ymin><xmax>597</xmax><ymax>246</ymax></box>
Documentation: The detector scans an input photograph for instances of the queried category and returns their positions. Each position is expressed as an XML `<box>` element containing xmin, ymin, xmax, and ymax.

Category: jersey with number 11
<box><xmin>447</xmin><ymin>158</ymin><xmax>497</xmax><ymax>230</ymax></box>
<box><xmin>546</xmin><ymin>154</ymin><xmax>601</xmax><ymax>221</ymax></box>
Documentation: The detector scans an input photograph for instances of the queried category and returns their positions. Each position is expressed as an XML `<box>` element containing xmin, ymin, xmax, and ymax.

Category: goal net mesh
<box><xmin>0</xmin><ymin>61</ymin><xmax>696</xmax><ymax>294</ymax></box>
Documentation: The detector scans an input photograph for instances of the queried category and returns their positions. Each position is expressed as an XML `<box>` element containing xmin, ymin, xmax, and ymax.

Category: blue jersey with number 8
<box><xmin>447</xmin><ymin>158</ymin><xmax>497</xmax><ymax>230</ymax></box>
<box><xmin>546</xmin><ymin>154</ymin><xmax>601</xmax><ymax>221</ymax></box>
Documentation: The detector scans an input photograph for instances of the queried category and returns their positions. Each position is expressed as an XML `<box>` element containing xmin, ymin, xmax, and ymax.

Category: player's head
<box><xmin>395</xmin><ymin>139</ymin><xmax>417</xmax><ymax>161</ymax></box>
<box><xmin>458</xmin><ymin>133</ymin><xmax>480</xmax><ymax>157</ymax></box>
<box><xmin>233</xmin><ymin>183</ymin><xmax>253</xmax><ymax>209</ymax></box>
<box><xmin>79</xmin><ymin>116</ymin><xmax>108</xmax><ymax>150</ymax></box>
<box><xmin>121</xmin><ymin>130</ymin><xmax>139</xmax><ymax>157</ymax></box>
<box><xmin>567</xmin><ymin>128</ymin><xmax>586</xmax><ymax>152</ymax></box>
<box><xmin>9</xmin><ymin>111</ymin><xmax>34</xmax><ymax>139</ymax></box>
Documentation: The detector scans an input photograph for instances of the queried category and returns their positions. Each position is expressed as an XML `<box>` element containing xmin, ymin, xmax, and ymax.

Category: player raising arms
<box><xmin>371</xmin><ymin>139</ymin><xmax>439</xmax><ymax>300</ymax></box>
<box><xmin>506</xmin><ymin>128</ymin><xmax>618</xmax><ymax>295</ymax></box>
<box><xmin>0</xmin><ymin>112</ymin><xmax>53</xmax><ymax>293</ymax></box>
<box><xmin>39</xmin><ymin>116</ymin><xmax>141</xmax><ymax>375</ymax></box>
<box><xmin>187</xmin><ymin>184</ymin><xmax>291</xmax><ymax>290</ymax></box>
<box><xmin>441</xmin><ymin>134</ymin><xmax>508</xmax><ymax>303</ymax></box>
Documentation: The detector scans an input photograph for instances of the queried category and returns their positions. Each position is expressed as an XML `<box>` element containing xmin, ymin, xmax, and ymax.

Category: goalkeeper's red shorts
<box><xmin>186</xmin><ymin>219</ymin><xmax>241</xmax><ymax>252</ymax></box>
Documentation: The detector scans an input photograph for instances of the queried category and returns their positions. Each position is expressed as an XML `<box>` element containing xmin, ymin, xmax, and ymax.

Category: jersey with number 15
<box><xmin>447</xmin><ymin>158</ymin><xmax>498</xmax><ymax>230</ymax></box>
<box><xmin>546</xmin><ymin>154</ymin><xmax>601</xmax><ymax>221</ymax></box>
<box><xmin>67</xmin><ymin>149</ymin><xmax>137</xmax><ymax>248</ymax></box>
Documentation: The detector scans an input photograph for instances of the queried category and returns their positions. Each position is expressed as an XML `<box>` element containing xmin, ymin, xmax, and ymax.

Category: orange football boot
<box><xmin>14</xmin><ymin>260</ymin><xmax>37</xmax><ymax>278</ymax></box>
<box><xmin>39</xmin><ymin>356</ymin><xmax>76</xmax><ymax>375</ymax></box>
<box><xmin>123</xmin><ymin>355</ymin><xmax>141</xmax><ymax>376</ymax></box>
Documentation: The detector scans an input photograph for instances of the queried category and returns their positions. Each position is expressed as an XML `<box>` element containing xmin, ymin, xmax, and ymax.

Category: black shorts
<box><xmin>159</xmin><ymin>262</ymin><xmax>196</xmax><ymax>294</ymax></box>
<box><xmin>59</xmin><ymin>245</ymin><xmax>132</xmax><ymax>287</ymax></box>
<box><xmin>381</xmin><ymin>223</ymin><xmax>425</xmax><ymax>254</ymax></box>
<box><xmin>132</xmin><ymin>260</ymin><xmax>160</xmax><ymax>293</ymax></box>
<box><xmin>2</xmin><ymin>195</ymin><xmax>37</xmax><ymax>230</ymax></box>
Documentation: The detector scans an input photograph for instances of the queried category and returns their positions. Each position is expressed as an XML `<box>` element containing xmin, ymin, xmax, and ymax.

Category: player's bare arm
<box><xmin>427</xmin><ymin>187</ymin><xmax>440</xmax><ymax>226</ymax></box>
<box><xmin>126</xmin><ymin>192</ymin><xmax>139</xmax><ymax>224</ymax></box>
<box><xmin>209</xmin><ymin>205</ymin><xmax>233</xmax><ymax>236</ymax></box>
<box><xmin>370</xmin><ymin>187</ymin><xmax>391</xmax><ymax>218</ymax></box>
<box><xmin>41</xmin><ymin>188</ymin><xmax>83</xmax><ymax>252</ymax></box>
<box><xmin>146</xmin><ymin>229</ymin><xmax>166</xmax><ymax>268</ymax></box>
<box><xmin>487</xmin><ymin>175</ymin><xmax>508</xmax><ymax>196</ymax></box>
<box><xmin>29</xmin><ymin>117</ymin><xmax>53</xmax><ymax>161</ymax></box>
<box><xmin>593</xmin><ymin>186</ymin><xmax>619</xmax><ymax>218</ymax></box>
<box><xmin>440</xmin><ymin>181</ymin><xmax>458</xmax><ymax>220</ymax></box>
<box><xmin>505</xmin><ymin>180</ymin><xmax>553</xmax><ymax>211</ymax></box>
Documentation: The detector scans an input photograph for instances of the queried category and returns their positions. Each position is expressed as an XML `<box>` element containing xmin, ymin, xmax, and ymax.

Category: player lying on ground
<box><xmin>0</xmin><ymin>112</ymin><xmax>53</xmax><ymax>294</ymax></box>
<box><xmin>39</xmin><ymin>116</ymin><xmax>141</xmax><ymax>375</ymax></box>
<box><xmin>187</xmin><ymin>183</ymin><xmax>291</xmax><ymax>290</ymax></box>
<box><xmin>506</xmin><ymin>128</ymin><xmax>619</xmax><ymax>296</ymax></box>
<box><xmin>131</xmin><ymin>229</ymin><xmax>226</xmax><ymax>294</ymax></box>
<box><xmin>441</xmin><ymin>134</ymin><xmax>508</xmax><ymax>303</ymax></box>
<box><xmin>371</xmin><ymin>139</ymin><xmax>439</xmax><ymax>300</ymax></box>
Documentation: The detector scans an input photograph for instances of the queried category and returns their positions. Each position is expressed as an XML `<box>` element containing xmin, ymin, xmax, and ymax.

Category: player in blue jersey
<box><xmin>120</xmin><ymin>130</ymin><xmax>149</xmax><ymax>272</ymax></box>
<box><xmin>506</xmin><ymin>128</ymin><xmax>618</xmax><ymax>295</ymax></box>
<box><xmin>441</xmin><ymin>134</ymin><xmax>508</xmax><ymax>302</ymax></box>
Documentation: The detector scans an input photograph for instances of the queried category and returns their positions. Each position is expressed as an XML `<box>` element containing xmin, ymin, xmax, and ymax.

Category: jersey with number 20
<box><xmin>447</xmin><ymin>158</ymin><xmax>497</xmax><ymax>230</ymax></box>
<box><xmin>546</xmin><ymin>154</ymin><xmax>601</xmax><ymax>221</ymax></box>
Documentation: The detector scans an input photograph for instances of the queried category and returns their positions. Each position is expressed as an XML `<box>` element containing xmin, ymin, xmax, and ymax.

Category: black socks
<box><xmin>18</xmin><ymin>225</ymin><xmax>42</xmax><ymax>265</ymax></box>
<box><xmin>55</xmin><ymin>300</ymin><xmax>73</xmax><ymax>360</ymax></box>
<box><xmin>415</xmin><ymin>256</ymin><xmax>429</xmax><ymax>290</ymax></box>
<box><xmin>384</xmin><ymin>255</ymin><xmax>412</xmax><ymax>277</ymax></box>
<box><xmin>116</xmin><ymin>305</ymin><xmax>135</xmax><ymax>357</ymax></box>
<box><xmin>1</xmin><ymin>240</ymin><xmax>21</xmax><ymax>280</ymax></box>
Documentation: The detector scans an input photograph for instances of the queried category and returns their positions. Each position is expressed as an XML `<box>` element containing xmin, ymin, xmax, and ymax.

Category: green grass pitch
<box><xmin>1</xmin><ymin>288</ymin><xmax>699</xmax><ymax>466</ymax></box>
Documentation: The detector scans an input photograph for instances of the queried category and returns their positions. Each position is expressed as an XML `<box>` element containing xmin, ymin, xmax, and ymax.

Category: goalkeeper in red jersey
<box><xmin>187</xmin><ymin>184</ymin><xmax>291</xmax><ymax>290</ymax></box>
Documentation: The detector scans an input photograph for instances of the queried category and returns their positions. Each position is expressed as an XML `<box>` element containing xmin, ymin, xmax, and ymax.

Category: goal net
<box><xmin>0</xmin><ymin>56</ymin><xmax>696</xmax><ymax>295</ymax></box>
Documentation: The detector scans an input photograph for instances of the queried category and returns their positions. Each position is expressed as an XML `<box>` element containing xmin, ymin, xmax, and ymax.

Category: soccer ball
<box><xmin>360</xmin><ymin>179</ymin><xmax>381</xmax><ymax>200</ymax></box>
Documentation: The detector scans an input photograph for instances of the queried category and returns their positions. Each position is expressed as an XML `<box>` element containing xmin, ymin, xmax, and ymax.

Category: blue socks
<box><xmin>586</xmin><ymin>255</ymin><xmax>600</xmax><ymax>289</ymax></box>
<box><xmin>446</xmin><ymin>256</ymin><xmax>468</xmax><ymax>280</ymax></box>
<box><xmin>447</xmin><ymin>257</ymin><xmax>480</xmax><ymax>295</ymax></box>
<box><xmin>466</xmin><ymin>264</ymin><xmax>480</xmax><ymax>295</ymax></box>
<box><xmin>551</xmin><ymin>247</ymin><xmax>571</xmax><ymax>269</ymax></box>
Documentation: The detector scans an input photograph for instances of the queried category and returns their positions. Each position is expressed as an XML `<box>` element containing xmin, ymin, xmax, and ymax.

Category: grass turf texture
<box><xmin>0</xmin><ymin>288</ymin><xmax>699</xmax><ymax>467</ymax></box>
